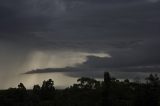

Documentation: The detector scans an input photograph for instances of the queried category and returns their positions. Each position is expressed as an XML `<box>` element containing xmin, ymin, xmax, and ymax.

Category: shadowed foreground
<box><xmin>0</xmin><ymin>72</ymin><xmax>160</xmax><ymax>106</ymax></box>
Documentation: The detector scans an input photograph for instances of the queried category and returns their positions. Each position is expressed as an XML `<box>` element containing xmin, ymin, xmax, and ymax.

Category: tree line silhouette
<box><xmin>0</xmin><ymin>72</ymin><xmax>160</xmax><ymax>106</ymax></box>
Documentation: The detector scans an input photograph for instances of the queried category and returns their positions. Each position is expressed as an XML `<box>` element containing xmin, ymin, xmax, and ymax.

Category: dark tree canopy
<box><xmin>1</xmin><ymin>73</ymin><xmax>160</xmax><ymax>106</ymax></box>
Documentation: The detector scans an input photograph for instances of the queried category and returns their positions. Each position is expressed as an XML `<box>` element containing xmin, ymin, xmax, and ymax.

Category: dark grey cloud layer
<box><xmin>1</xmin><ymin>0</ymin><xmax>160</xmax><ymax>39</ymax></box>
<box><xmin>1</xmin><ymin>0</ymin><xmax>160</xmax><ymax>78</ymax></box>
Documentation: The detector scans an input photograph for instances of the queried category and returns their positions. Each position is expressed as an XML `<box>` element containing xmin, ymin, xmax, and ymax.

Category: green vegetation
<box><xmin>1</xmin><ymin>72</ymin><xmax>160</xmax><ymax>106</ymax></box>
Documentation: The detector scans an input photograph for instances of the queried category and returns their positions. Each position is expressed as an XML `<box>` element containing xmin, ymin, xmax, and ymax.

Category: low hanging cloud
<box><xmin>24</xmin><ymin>38</ymin><xmax>160</xmax><ymax>78</ymax></box>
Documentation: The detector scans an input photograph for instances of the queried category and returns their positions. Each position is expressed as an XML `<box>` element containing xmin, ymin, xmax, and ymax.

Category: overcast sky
<box><xmin>0</xmin><ymin>0</ymin><xmax>160</xmax><ymax>88</ymax></box>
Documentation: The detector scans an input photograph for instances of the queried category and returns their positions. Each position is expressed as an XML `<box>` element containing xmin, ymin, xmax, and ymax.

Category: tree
<box><xmin>104</xmin><ymin>72</ymin><xmax>111</xmax><ymax>85</ymax></box>
<box><xmin>41</xmin><ymin>79</ymin><xmax>55</xmax><ymax>100</ymax></box>
<box><xmin>102</xmin><ymin>72</ymin><xmax>112</xmax><ymax>106</ymax></box>
<box><xmin>33</xmin><ymin>85</ymin><xmax>41</xmax><ymax>94</ymax></box>
<box><xmin>124</xmin><ymin>79</ymin><xmax>130</xmax><ymax>83</ymax></box>
<box><xmin>18</xmin><ymin>83</ymin><xmax>26</xmax><ymax>91</ymax></box>
<box><xmin>77</xmin><ymin>77</ymin><xmax>100</xmax><ymax>89</ymax></box>
<box><xmin>41</xmin><ymin>79</ymin><xmax>55</xmax><ymax>90</ymax></box>
<box><xmin>146</xmin><ymin>74</ymin><xmax>159</xmax><ymax>86</ymax></box>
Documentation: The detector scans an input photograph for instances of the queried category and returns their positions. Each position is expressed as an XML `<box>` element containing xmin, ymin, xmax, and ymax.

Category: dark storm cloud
<box><xmin>24</xmin><ymin>38</ymin><xmax>160</xmax><ymax>78</ymax></box>
<box><xmin>0</xmin><ymin>0</ymin><xmax>58</xmax><ymax>33</ymax></box>
<box><xmin>24</xmin><ymin>67</ymin><xmax>95</xmax><ymax>74</ymax></box>
<box><xmin>79</xmin><ymin>38</ymin><xmax>160</xmax><ymax>69</ymax></box>
<box><xmin>0</xmin><ymin>0</ymin><xmax>160</xmax><ymax>39</ymax></box>
<box><xmin>1</xmin><ymin>0</ymin><xmax>160</xmax><ymax>76</ymax></box>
